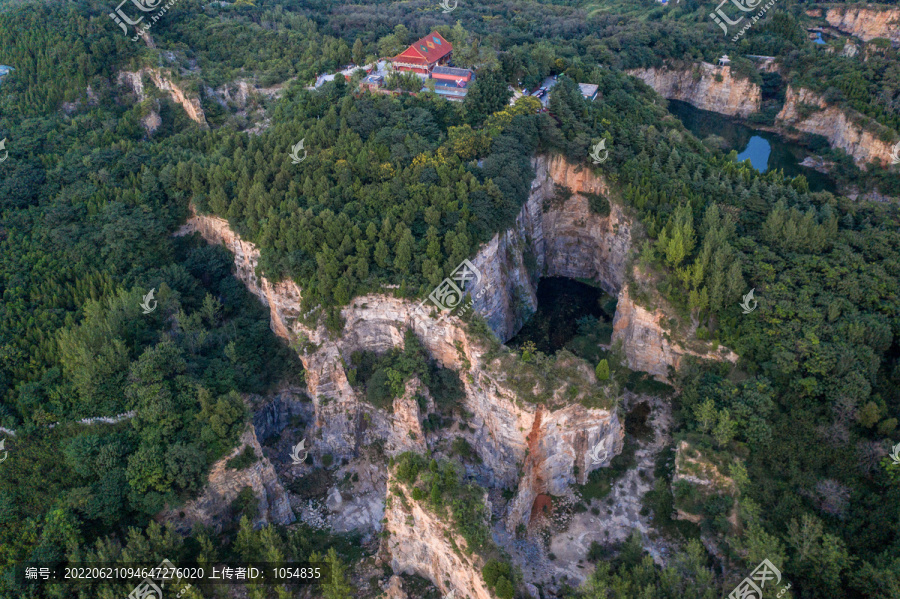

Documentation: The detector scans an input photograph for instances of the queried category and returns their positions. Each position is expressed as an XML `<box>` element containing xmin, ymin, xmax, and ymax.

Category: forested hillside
<box><xmin>0</xmin><ymin>0</ymin><xmax>898</xmax><ymax>597</ymax></box>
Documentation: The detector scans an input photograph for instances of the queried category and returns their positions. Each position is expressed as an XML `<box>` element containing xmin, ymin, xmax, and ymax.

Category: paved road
<box><xmin>530</xmin><ymin>75</ymin><xmax>558</xmax><ymax>107</ymax></box>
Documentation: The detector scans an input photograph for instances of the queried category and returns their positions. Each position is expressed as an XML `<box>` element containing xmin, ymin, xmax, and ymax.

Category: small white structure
<box><xmin>717</xmin><ymin>54</ymin><xmax>731</xmax><ymax>66</ymax></box>
<box><xmin>578</xmin><ymin>83</ymin><xmax>599</xmax><ymax>101</ymax></box>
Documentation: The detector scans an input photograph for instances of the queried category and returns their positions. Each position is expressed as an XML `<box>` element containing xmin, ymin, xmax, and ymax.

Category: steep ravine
<box><xmin>470</xmin><ymin>154</ymin><xmax>735</xmax><ymax>380</ymax></box>
<box><xmin>177</xmin><ymin>153</ymin><xmax>735</xmax><ymax>597</ymax></box>
<box><xmin>117</xmin><ymin>67</ymin><xmax>208</xmax><ymax>127</ymax></box>
<box><xmin>384</xmin><ymin>479</ymin><xmax>494</xmax><ymax>599</ymax></box>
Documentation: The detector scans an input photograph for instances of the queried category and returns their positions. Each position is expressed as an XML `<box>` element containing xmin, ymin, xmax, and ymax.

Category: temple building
<box><xmin>390</xmin><ymin>31</ymin><xmax>453</xmax><ymax>74</ymax></box>
<box><xmin>431</xmin><ymin>66</ymin><xmax>474</xmax><ymax>102</ymax></box>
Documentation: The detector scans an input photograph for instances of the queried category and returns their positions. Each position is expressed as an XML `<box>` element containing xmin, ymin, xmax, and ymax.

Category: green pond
<box><xmin>669</xmin><ymin>100</ymin><xmax>836</xmax><ymax>193</ymax></box>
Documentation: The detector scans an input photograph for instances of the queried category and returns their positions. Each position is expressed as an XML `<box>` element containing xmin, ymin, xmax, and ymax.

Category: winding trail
<box><xmin>1</xmin><ymin>411</ymin><xmax>135</xmax><ymax>437</ymax></box>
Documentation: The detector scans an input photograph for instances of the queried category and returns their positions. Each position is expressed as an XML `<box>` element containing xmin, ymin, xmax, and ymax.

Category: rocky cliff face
<box><xmin>178</xmin><ymin>152</ymin><xmax>738</xmax><ymax>594</ymax></box>
<box><xmin>506</xmin><ymin>403</ymin><xmax>623</xmax><ymax>530</ymax></box>
<box><xmin>627</xmin><ymin>64</ymin><xmax>761</xmax><ymax>118</ymax></box>
<box><xmin>252</xmin><ymin>392</ymin><xmax>310</xmax><ymax>443</ymax></box>
<box><xmin>117</xmin><ymin>68</ymin><xmax>208</xmax><ymax>127</ymax></box>
<box><xmin>384</xmin><ymin>480</ymin><xmax>493</xmax><ymax>599</ymax></box>
<box><xmin>470</xmin><ymin>154</ymin><xmax>730</xmax><ymax>382</ymax></box>
<box><xmin>164</xmin><ymin>425</ymin><xmax>294</xmax><ymax>534</ymax></box>
<box><xmin>471</xmin><ymin>155</ymin><xmax>631</xmax><ymax>341</ymax></box>
<box><xmin>611</xmin><ymin>286</ymin><xmax>738</xmax><ymax>381</ymax></box>
<box><xmin>627</xmin><ymin>61</ymin><xmax>898</xmax><ymax>170</ymax></box>
<box><xmin>177</xmin><ymin>204</ymin><xmax>625</xmax><ymax>521</ymax></box>
<box><xmin>776</xmin><ymin>85</ymin><xmax>897</xmax><ymax>168</ymax></box>
<box><xmin>818</xmin><ymin>6</ymin><xmax>900</xmax><ymax>43</ymax></box>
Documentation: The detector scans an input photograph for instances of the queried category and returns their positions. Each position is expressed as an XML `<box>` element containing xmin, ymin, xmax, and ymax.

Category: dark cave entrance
<box><xmin>508</xmin><ymin>277</ymin><xmax>617</xmax><ymax>357</ymax></box>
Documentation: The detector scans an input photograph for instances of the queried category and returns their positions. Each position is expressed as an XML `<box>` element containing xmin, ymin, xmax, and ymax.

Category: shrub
<box><xmin>428</xmin><ymin>365</ymin><xmax>465</xmax><ymax>412</ymax></box>
<box><xmin>495</xmin><ymin>576</ymin><xmax>514</xmax><ymax>599</ymax></box>
<box><xmin>595</xmin><ymin>359</ymin><xmax>610</xmax><ymax>381</ymax></box>
<box><xmin>585</xmin><ymin>192</ymin><xmax>610</xmax><ymax>216</ymax></box>
<box><xmin>366</xmin><ymin>368</ymin><xmax>394</xmax><ymax>410</ymax></box>
<box><xmin>483</xmin><ymin>559</ymin><xmax>514</xmax><ymax>589</ymax></box>
<box><xmin>230</xmin><ymin>486</ymin><xmax>259</xmax><ymax>520</ymax></box>
<box><xmin>878</xmin><ymin>418</ymin><xmax>898</xmax><ymax>436</ymax></box>
<box><xmin>451</xmin><ymin>437</ymin><xmax>482</xmax><ymax>463</ymax></box>
<box><xmin>225</xmin><ymin>446</ymin><xmax>258</xmax><ymax>470</ymax></box>
<box><xmin>587</xmin><ymin>541</ymin><xmax>605</xmax><ymax>562</ymax></box>
<box><xmin>395</xmin><ymin>452</ymin><xmax>427</xmax><ymax>484</ymax></box>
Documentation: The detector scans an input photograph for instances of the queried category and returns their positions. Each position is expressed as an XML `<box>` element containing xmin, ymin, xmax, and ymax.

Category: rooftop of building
<box><xmin>432</xmin><ymin>66</ymin><xmax>473</xmax><ymax>77</ymax></box>
<box><xmin>578</xmin><ymin>83</ymin><xmax>599</xmax><ymax>98</ymax></box>
<box><xmin>433</xmin><ymin>78</ymin><xmax>471</xmax><ymax>89</ymax></box>
<box><xmin>391</xmin><ymin>31</ymin><xmax>453</xmax><ymax>65</ymax></box>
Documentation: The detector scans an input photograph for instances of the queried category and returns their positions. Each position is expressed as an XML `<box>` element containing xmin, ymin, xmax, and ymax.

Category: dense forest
<box><xmin>1</xmin><ymin>0</ymin><xmax>899</xmax><ymax>597</ymax></box>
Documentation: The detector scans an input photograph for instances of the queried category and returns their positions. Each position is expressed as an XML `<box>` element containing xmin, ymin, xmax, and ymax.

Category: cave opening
<box><xmin>625</xmin><ymin>400</ymin><xmax>653</xmax><ymax>443</ymax></box>
<box><xmin>508</xmin><ymin>277</ymin><xmax>617</xmax><ymax>357</ymax></box>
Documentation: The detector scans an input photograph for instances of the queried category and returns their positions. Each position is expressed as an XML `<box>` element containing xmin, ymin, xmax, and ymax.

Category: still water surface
<box><xmin>669</xmin><ymin>100</ymin><xmax>836</xmax><ymax>193</ymax></box>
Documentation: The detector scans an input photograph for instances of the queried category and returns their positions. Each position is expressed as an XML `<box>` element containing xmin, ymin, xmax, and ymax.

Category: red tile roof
<box><xmin>391</xmin><ymin>31</ymin><xmax>453</xmax><ymax>66</ymax></box>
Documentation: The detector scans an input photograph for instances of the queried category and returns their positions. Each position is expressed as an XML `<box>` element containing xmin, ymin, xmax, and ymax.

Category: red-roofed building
<box><xmin>390</xmin><ymin>32</ymin><xmax>453</xmax><ymax>74</ymax></box>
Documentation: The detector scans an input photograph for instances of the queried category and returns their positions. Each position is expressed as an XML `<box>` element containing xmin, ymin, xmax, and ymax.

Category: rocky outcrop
<box><xmin>507</xmin><ymin>403</ymin><xmax>623</xmax><ymax>530</ymax></box>
<box><xmin>141</xmin><ymin>102</ymin><xmax>162</xmax><ymax>135</ymax></box>
<box><xmin>383</xmin><ymin>575</ymin><xmax>409</xmax><ymax>599</ymax></box>
<box><xmin>166</xmin><ymin>426</ymin><xmax>294</xmax><ymax>533</ymax></box>
<box><xmin>384</xmin><ymin>479</ymin><xmax>493</xmax><ymax>599</ymax></box>
<box><xmin>117</xmin><ymin>68</ymin><xmax>207</xmax><ymax>127</ymax></box>
<box><xmin>612</xmin><ymin>286</ymin><xmax>738</xmax><ymax>382</ymax></box>
<box><xmin>776</xmin><ymin>85</ymin><xmax>897</xmax><ymax>168</ymax></box>
<box><xmin>818</xmin><ymin>6</ymin><xmax>900</xmax><ymax>43</ymax></box>
<box><xmin>628</xmin><ymin>63</ymin><xmax>761</xmax><ymax>118</ymax></box>
<box><xmin>252</xmin><ymin>391</ymin><xmax>310</xmax><ymax>443</ymax></box>
<box><xmin>672</xmin><ymin>440</ymin><xmax>738</xmax><ymax>528</ymax></box>
<box><xmin>386</xmin><ymin>378</ymin><xmax>429</xmax><ymax>457</ymax></box>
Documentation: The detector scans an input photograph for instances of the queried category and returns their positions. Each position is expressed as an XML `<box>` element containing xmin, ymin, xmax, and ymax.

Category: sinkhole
<box><xmin>508</xmin><ymin>277</ymin><xmax>617</xmax><ymax>357</ymax></box>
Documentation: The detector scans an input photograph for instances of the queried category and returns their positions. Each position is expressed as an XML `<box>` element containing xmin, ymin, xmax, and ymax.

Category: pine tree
<box><xmin>374</xmin><ymin>240</ymin><xmax>390</xmax><ymax>268</ymax></box>
<box><xmin>352</xmin><ymin>39</ymin><xmax>364</xmax><ymax>65</ymax></box>
<box><xmin>322</xmin><ymin>547</ymin><xmax>354</xmax><ymax>599</ymax></box>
